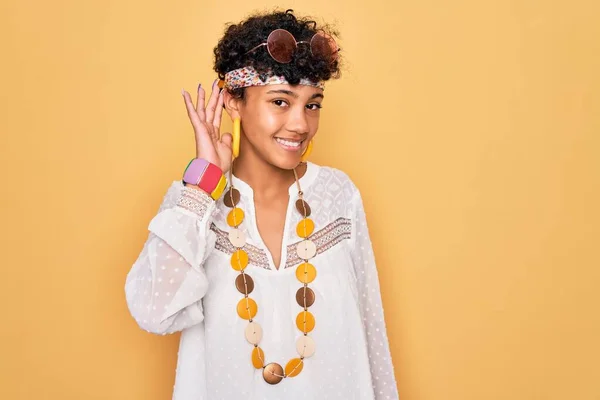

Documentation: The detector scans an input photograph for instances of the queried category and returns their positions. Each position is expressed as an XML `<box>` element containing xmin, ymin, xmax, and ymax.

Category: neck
<box><xmin>231</xmin><ymin>153</ymin><xmax>307</xmax><ymax>200</ymax></box>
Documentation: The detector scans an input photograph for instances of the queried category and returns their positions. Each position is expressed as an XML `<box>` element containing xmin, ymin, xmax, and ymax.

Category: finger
<box><xmin>184</xmin><ymin>90</ymin><xmax>213</xmax><ymax>153</ymax></box>
<box><xmin>213</xmin><ymin>89</ymin><xmax>225</xmax><ymax>136</ymax></box>
<box><xmin>195</xmin><ymin>83</ymin><xmax>206</xmax><ymax>121</ymax></box>
<box><xmin>182</xmin><ymin>90</ymin><xmax>201</xmax><ymax>128</ymax></box>
<box><xmin>205</xmin><ymin>79</ymin><xmax>220</xmax><ymax>125</ymax></box>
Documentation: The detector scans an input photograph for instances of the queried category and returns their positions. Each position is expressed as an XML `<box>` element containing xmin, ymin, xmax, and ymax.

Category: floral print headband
<box><xmin>223</xmin><ymin>66</ymin><xmax>325</xmax><ymax>91</ymax></box>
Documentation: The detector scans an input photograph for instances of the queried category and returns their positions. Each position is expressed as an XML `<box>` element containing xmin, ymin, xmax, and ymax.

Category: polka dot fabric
<box><xmin>350</xmin><ymin>191</ymin><xmax>399</xmax><ymax>400</ymax></box>
<box><xmin>125</xmin><ymin>162</ymin><xmax>399</xmax><ymax>399</ymax></box>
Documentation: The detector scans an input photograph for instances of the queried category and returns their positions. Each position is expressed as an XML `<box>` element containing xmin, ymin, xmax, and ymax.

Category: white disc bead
<box><xmin>228</xmin><ymin>228</ymin><xmax>247</xmax><ymax>248</ymax></box>
<box><xmin>296</xmin><ymin>239</ymin><xmax>317</xmax><ymax>260</ymax></box>
<box><xmin>296</xmin><ymin>335</ymin><xmax>316</xmax><ymax>358</ymax></box>
<box><xmin>245</xmin><ymin>322</ymin><xmax>263</xmax><ymax>345</ymax></box>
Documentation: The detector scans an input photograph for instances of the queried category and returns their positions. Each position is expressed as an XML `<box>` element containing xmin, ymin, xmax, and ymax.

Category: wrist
<box><xmin>182</xmin><ymin>158</ymin><xmax>227</xmax><ymax>200</ymax></box>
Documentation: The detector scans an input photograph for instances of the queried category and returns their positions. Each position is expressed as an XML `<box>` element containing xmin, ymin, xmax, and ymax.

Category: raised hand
<box><xmin>182</xmin><ymin>79</ymin><xmax>233</xmax><ymax>173</ymax></box>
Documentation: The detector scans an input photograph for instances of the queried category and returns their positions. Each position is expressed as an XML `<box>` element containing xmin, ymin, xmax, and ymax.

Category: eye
<box><xmin>272</xmin><ymin>99</ymin><xmax>289</xmax><ymax>107</ymax></box>
<box><xmin>306</xmin><ymin>103</ymin><xmax>323</xmax><ymax>111</ymax></box>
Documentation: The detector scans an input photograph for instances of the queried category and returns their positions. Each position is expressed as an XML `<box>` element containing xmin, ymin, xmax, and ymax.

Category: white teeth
<box><xmin>275</xmin><ymin>138</ymin><xmax>301</xmax><ymax>148</ymax></box>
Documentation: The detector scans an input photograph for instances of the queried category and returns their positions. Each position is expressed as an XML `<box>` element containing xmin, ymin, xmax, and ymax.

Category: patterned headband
<box><xmin>223</xmin><ymin>66</ymin><xmax>325</xmax><ymax>90</ymax></box>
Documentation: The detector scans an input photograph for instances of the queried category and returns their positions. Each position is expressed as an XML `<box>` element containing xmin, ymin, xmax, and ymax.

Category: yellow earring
<box><xmin>232</xmin><ymin>117</ymin><xmax>240</xmax><ymax>158</ymax></box>
<box><xmin>300</xmin><ymin>139</ymin><xmax>313</xmax><ymax>162</ymax></box>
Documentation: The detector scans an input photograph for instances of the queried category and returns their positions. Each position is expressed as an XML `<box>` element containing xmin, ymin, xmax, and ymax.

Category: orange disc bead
<box><xmin>296</xmin><ymin>218</ymin><xmax>314</xmax><ymax>238</ymax></box>
<box><xmin>230</xmin><ymin>249</ymin><xmax>249</xmax><ymax>271</ymax></box>
<box><xmin>237</xmin><ymin>297</ymin><xmax>257</xmax><ymax>320</ymax></box>
<box><xmin>296</xmin><ymin>310</ymin><xmax>315</xmax><ymax>333</ymax></box>
<box><xmin>251</xmin><ymin>346</ymin><xmax>265</xmax><ymax>369</ymax></box>
<box><xmin>227</xmin><ymin>208</ymin><xmax>244</xmax><ymax>227</ymax></box>
<box><xmin>285</xmin><ymin>358</ymin><xmax>304</xmax><ymax>377</ymax></box>
<box><xmin>295</xmin><ymin>262</ymin><xmax>317</xmax><ymax>284</ymax></box>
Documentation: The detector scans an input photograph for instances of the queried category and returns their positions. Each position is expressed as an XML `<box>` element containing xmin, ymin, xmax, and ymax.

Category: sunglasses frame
<box><xmin>244</xmin><ymin>28</ymin><xmax>340</xmax><ymax>64</ymax></box>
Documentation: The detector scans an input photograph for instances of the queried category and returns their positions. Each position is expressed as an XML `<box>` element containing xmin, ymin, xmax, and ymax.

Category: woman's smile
<box><xmin>274</xmin><ymin>136</ymin><xmax>304</xmax><ymax>152</ymax></box>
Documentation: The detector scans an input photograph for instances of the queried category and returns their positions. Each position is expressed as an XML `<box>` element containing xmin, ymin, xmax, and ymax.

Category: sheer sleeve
<box><xmin>350</xmin><ymin>189</ymin><xmax>400</xmax><ymax>399</ymax></box>
<box><xmin>125</xmin><ymin>180</ymin><xmax>219</xmax><ymax>335</ymax></box>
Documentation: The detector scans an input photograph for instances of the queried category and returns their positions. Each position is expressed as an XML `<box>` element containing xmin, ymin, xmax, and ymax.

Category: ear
<box><xmin>223</xmin><ymin>90</ymin><xmax>242</xmax><ymax>120</ymax></box>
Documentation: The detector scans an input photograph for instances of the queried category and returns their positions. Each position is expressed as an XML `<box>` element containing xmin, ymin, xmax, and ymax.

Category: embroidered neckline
<box><xmin>210</xmin><ymin>217</ymin><xmax>351</xmax><ymax>270</ymax></box>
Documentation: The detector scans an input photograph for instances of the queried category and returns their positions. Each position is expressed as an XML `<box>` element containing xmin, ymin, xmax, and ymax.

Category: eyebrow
<box><xmin>266</xmin><ymin>89</ymin><xmax>324</xmax><ymax>100</ymax></box>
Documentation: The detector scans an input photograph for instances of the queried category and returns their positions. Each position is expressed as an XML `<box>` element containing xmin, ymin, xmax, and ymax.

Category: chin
<box><xmin>270</xmin><ymin>137</ymin><xmax>306</xmax><ymax>170</ymax></box>
<box><xmin>270</xmin><ymin>156</ymin><xmax>303</xmax><ymax>171</ymax></box>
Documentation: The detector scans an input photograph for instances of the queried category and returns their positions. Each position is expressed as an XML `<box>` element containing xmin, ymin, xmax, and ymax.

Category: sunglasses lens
<box><xmin>311</xmin><ymin>32</ymin><xmax>339</xmax><ymax>62</ymax></box>
<box><xmin>267</xmin><ymin>29</ymin><xmax>296</xmax><ymax>63</ymax></box>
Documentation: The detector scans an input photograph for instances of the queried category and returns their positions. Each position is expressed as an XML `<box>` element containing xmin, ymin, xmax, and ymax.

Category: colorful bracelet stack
<box><xmin>182</xmin><ymin>158</ymin><xmax>227</xmax><ymax>200</ymax></box>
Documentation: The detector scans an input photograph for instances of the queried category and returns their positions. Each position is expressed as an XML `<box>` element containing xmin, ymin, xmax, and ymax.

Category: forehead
<box><xmin>246</xmin><ymin>84</ymin><xmax>324</xmax><ymax>99</ymax></box>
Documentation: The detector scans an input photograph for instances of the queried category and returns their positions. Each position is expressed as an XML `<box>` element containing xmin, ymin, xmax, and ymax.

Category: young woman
<box><xmin>125</xmin><ymin>9</ymin><xmax>399</xmax><ymax>400</ymax></box>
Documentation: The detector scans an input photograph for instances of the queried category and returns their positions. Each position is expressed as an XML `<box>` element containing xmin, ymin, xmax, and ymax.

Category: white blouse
<box><xmin>125</xmin><ymin>161</ymin><xmax>399</xmax><ymax>400</ymax></box>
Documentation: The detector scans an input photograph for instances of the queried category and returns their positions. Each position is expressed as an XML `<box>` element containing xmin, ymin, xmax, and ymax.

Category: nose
<box><xmin>286</xmin><ymin>105</ymin><xmax>310</xmax><ymax>136</ymax></box>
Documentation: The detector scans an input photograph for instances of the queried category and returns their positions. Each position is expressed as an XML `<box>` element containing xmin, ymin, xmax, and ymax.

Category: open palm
<box><xmin>182</xmin><ymin>80</ymin><xmax>233</xmax><ymax>173</ymax></box>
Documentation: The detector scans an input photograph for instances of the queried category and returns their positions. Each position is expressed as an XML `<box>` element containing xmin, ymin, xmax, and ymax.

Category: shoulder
<box><xmin>310</xmin><ymin>162</ymin><xmax>362</xmax><ymax>203</ymax></box>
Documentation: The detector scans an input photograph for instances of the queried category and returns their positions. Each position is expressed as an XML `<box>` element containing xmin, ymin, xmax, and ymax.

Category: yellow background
<box><xmin>1</xmin><ymin>0</ymin><xmax>599</xmax><ymax>399</ymax></box>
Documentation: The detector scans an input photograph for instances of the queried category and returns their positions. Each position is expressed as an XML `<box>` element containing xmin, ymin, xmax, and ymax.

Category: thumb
<box><xmin>220</xmin><ymin>132</ymin><xmax>233</xmax><ymax>148</ymax></box>
<box><xmin>217</xmin><ymin>132</ymin><xmax>233</xmax><ymax>172</ymax></box>
<box><xmin>217</xmin><ymin>132</ymin><xmax>233</xmax><ymax>161</ymax></box>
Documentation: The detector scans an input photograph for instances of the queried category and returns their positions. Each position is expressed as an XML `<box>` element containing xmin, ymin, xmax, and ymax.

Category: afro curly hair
<box><xmin>213</xmin><ymin>9</ymin><xmax>342</xmax><ymax>99</ymax></box>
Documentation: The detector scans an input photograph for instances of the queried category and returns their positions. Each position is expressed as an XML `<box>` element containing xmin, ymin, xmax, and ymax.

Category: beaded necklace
<box><xmin>223</xmin><ymin>161</ymin><xmax>317</xmax><ymax>385</ymax></box>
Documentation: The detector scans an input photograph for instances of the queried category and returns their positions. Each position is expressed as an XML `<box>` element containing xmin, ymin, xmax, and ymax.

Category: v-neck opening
<box><xmin>227</xmin><ymin>162</ymin><xmax>319</xmax><ymax>272</ymax></box>
<box><xmin>264</xmin><ymin>197</ymin><xmax>292</xmax><ymax>271</ymax></box>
